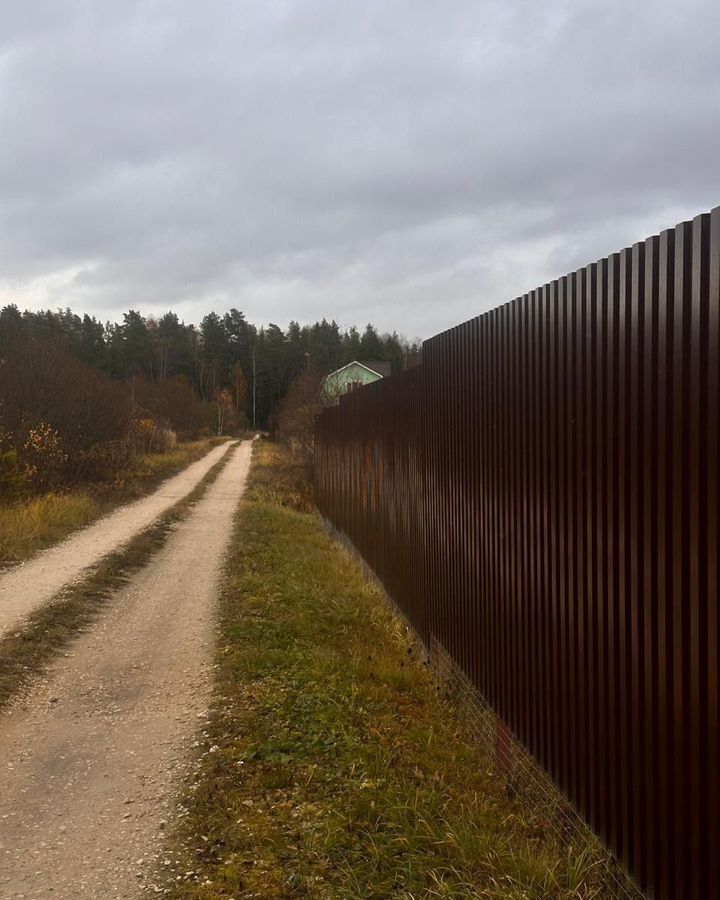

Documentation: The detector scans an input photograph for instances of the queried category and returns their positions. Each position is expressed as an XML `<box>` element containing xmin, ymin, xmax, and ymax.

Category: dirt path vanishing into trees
<box><xmin>0</xmin><ymin>439</ymin><xmax>252</xmax><ymax>899</ymax></box>
<box><xmin>0</xmin><ymin>440</ymin><xmax>234</xmax><ymax>641</ymax></box>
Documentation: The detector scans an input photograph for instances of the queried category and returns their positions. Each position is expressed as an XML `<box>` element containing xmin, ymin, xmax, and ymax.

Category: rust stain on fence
<box><xmin>314</xmin><ymin>206</ymin><xmax>720</xmax><ymax>900</ymax></box>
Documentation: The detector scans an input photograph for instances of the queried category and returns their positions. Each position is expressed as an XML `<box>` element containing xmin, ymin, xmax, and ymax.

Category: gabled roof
<box><xmin>325</xmin><ymin>360</ymin><xmax>391</xmax><ymax>379</ymax></box>
<box><xmin>360</xmin><ymin>360</ymin><xmax>392</xmax><ymax>378</ymax></box>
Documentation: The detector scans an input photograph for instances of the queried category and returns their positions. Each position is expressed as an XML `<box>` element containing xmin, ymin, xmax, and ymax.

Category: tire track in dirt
<box><xmin>0</xmin><ymin>441</ymin><xmax>233</xmax><ymax>641</ymax></box>
<box><xmin>0</xmin><ymin>439</ymin><xmax>252</xmax><ymax>899</ymax></box>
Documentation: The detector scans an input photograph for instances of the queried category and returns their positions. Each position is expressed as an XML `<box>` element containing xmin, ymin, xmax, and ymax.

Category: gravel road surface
<box><xmin>0</xmin><ymin>441</ymin><xmax>233</xmax><ymax>641</ymax></box>
<box><xmin>0</xmin><ymin>439</ymin><xmax>252</xmax><ymax>899</ymax></box>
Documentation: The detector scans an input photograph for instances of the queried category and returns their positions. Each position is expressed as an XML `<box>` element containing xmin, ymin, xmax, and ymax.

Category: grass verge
<box><xmin>0</xmin><ymin>437</ymin><xmax>229</xmax><ymax>568</ymax></box>
<box><xmin>0</xmin><ymin>442</ymin><xmax>238</xmax><ymax>713</ymax></box>
<box><xmin>161</xmin><ymin>442</ymin><xmax>618</xmax><ymax>900</ymax></box>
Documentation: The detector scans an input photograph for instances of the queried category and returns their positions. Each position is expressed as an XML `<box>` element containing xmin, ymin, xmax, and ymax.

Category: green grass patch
<box><xmin>162</xmin><ymin>442</ymin><xmax>620</xmax><ymax>900</ymax></box>
<box><xmin>0</xmin><ymin>438</ymin><xmax>226</xmax><ymax>568</ymax></box>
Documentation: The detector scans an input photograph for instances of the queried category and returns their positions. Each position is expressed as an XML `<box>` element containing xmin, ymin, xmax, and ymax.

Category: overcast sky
<box><xmin>0</xmin><ymin>1</ymin><xmax>718</xmax><ymax>339</ymax></box>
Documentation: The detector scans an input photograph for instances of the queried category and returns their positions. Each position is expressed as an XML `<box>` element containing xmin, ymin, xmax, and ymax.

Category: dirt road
<box><xmin>0</xmin><ymin>439</ymin><xmax>252</xmax><ymax>899</ymax></box>
<box><xmin>0</xmin><ymin>441</ymin><xmax>233</xmax><ymax>641</ymax></box>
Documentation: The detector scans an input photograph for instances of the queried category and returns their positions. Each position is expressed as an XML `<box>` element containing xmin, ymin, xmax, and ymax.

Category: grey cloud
<box><xmin>0</xmin><ymin>0</ymin><xmax>718</xmax><ymax>337</ymax></box>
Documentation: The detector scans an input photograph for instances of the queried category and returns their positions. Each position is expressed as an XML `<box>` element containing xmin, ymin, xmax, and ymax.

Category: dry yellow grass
<box><xmin>0</xmin><ymin>493</ymin><xmax>98</xmax><ymax>567</ymax></box>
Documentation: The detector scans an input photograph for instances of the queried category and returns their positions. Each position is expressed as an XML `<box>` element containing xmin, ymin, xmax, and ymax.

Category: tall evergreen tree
<box><xmin>359</xmin><ymin>323</ymin><xmax>384</xmax><ymax>360</ymax></box>
<box><xmin>285</xmin><ymin>320</ymin><xmax>308</xmax><ymax>379</ymax></box>
<box><xmin>306</xmin><ymin>319</ymin><xmax>342</xmax><ymax>373</ymax></box>
<box><xmin>108</xmin><ymin>310</ymin><xmax>152</xmax><ymax>381</ymax></box>
<box><xmin>342</xmin><ymin>326</ymin><xmax>361</xmax><ymax>364</ymax></box>
<box><xmin>78</xmin><ymin>315</ymin><xmax>107</xmax><ymax>370</ymax></box>
<box><xmin>147</xmin><ymin>312</ymin><xmax>189</xmax><ymax>382</ymax></box>
<box><xmin>254</xmin><ymin>324</ymin><xmax>287</xmax><ymax>425</ymax></box>
<box><xmin>199</xmin><ymin>312</ymin><xmax>230</xmax><ymax>400</ymax></box>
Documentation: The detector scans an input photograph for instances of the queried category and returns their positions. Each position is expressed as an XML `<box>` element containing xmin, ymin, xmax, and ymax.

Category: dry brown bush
<box><xmin>273</xmin><ymin>372</ymin><xmax>323</xmax><ymax>468</ymax></box>
<box><xmin>0</xmin><ymin>333</ymin><xmax>133</xmax><ymax>487</ymax></box>
<box><xmin>131</xmin><ymin>375</ymin><xmax>214</xmax><ymax>439</ymax></box>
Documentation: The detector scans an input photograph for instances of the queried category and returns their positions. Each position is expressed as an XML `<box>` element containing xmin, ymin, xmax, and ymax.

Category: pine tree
<box><xmin>359</xmin><ymin>323</ymin><xmax>384</xmax><ymax>360</ymax></box>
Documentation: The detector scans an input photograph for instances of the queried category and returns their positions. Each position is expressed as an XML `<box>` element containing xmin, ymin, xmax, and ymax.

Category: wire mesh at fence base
<box><xmin>429</xmin><ymin>636</ymin><xmax>645</xmax><ymax>900</ymax></box>
<box><xmin>325</xmin><ymin>517</ymin><xmax>645</xmax><ymax>900</ymax></box>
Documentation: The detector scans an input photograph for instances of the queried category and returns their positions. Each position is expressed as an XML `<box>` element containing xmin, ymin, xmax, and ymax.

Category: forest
<box><xmin>0</xmin><ymin>303</ymin><xmax>420</xmax><ymax>496</ymax></box>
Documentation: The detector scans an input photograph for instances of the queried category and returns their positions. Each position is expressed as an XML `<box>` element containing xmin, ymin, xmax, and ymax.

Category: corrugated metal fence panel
<box><xmin>313</xmin><ymin>206</ymin><xmax>720</xmax><ymax>900</ymax></box>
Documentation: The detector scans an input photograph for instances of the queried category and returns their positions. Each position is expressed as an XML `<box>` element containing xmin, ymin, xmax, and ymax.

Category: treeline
<box><xmin>0</xmin><ymin>303</ymin><xmax>419</xmax><ymax>496</ymax></box>
<box><xmin>0</xmin><ymin>305</ymin><xmax>420</xmax><ymax>424</ymax></box>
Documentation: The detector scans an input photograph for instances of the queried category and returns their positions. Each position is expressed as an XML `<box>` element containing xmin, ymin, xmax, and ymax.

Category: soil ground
<box><xmin>0</xmin><ymin>440</ymin><xmax>252</xmax><ymax>899</ymax></box>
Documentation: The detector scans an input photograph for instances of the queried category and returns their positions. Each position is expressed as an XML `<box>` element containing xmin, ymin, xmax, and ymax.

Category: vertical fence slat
<box><xmin>672</xmin><ymin>220</ymin><xmax>693</xmax><ymax>900</ymax></box>
<box><xmin>655</xmin><ymin>226</ymin><xmax>674</xmax><ymax>898</ymax></box>
<box><xmin>641</xmin><ymin>233</ymin><xmax>659</xmax><ymax>893</ymax></box>
<box><xmin>707</xmin><ymin>207</ymin><xmax>720</xmax><ymax>898</ymax></box>
<box><xmin>595</xmin><ymin>256</ymin><xmax>610</xmax><ymax>844</ymax></box>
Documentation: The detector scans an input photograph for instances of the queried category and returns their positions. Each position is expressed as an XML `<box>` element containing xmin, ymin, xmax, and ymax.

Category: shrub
<box><xmin>273</xmin><ymin>372</ymin><xmax>323</xmax><ymax>467</ymax></box>
<box><xmin>131</xmin><ymin>375</ymin><xmax>215</xmax><ymax>438</ymax></box>
<box><xmin>22</xmin><ymin>423</ymin><xmax>69</xmax><ymax>492</ymax></box>
<box><xmin>127</xmin><ymin>416</ymin><xmax>177</xmax><ymax>455</ymax></box>
<box><xmin>0</xmin><ymin>449</ymin><xmax>25</xmax><ymax>501</ymax></box>
<box><xmin>74</xmin><ymin>439</ymin><xmax>132</xmax><ymax>484</ymax></box>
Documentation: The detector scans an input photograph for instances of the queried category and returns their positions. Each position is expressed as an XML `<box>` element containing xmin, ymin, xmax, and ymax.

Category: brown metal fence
<box><xmin>314</xmin><ymin>206</ymin><xmax>720</xmax><ymax>900</ymax></box>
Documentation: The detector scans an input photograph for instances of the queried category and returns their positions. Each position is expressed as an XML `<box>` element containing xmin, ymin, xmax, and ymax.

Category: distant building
<box><xmin>322</xmin><ymin>360</ymin><xmax>392</xmax><ymax>403</ymax></box>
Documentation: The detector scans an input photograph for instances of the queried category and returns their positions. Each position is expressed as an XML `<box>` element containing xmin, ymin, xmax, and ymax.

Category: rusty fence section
<box><xmin>314</xmin><ymin>206</ymin><xmax>720</xmax><ymax>900</ymax></box>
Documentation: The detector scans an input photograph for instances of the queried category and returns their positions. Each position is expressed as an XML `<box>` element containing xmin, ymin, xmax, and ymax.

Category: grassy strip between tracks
<box><xmin>162</xmin><ymin>441</ymin><xmax>620</xmax><ymax>900</ymax></box>
<box><xmin>0</xmin><ymin>437</ymin><xmax>232</xmax><ymax>569</ymax></box>
<box><xmin>0</xmin><ymin>442</ymin><xmax>238</xmax><ymax>713</ymax></box>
